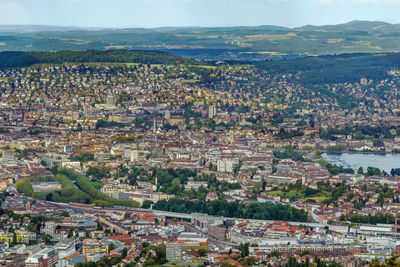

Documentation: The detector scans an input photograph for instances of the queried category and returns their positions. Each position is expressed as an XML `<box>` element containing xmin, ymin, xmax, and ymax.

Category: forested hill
<box><xmin>0</xmin><ymin>49</ymin><xmax>199</xmax><ymax>69</ymax></box>
<box><xmin>2</xmin><ymin>21</ymin><xmax>400</xmax><ymax>58</ymax></box>
<box><xmin>253</xmin><ymin>52</ymin><xmax>400</xmax><ymax>85</ymax></box>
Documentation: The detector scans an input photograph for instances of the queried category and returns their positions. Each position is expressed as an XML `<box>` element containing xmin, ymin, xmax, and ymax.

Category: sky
<box><xmin>0</xmin><ymin>0</ymin><xmax>399</xmax><ymax>28</ymax></box>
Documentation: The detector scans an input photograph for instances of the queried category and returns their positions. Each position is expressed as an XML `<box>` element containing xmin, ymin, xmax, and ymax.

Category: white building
<box><xmin>166</xmin><ymin>242</ymin><xmax>183</xmax><ymax>262</ymax></box>
<box><xmin>208</xmin><ymin>105</ymin><xmax>216</xmax><ymax>119</ymax></box>
<box><xmin>44</xmin><ymin>221</ymin><xmax>56</xmax><ymax>237</ymax></box>
<box><xmin>217</xmin><ymin>159</ymin><xmax>233</xmax><ymax>173</ymax></box>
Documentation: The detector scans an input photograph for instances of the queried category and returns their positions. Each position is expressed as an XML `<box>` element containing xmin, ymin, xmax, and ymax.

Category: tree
<box><xmin>12</xmin><ymin>232</ymin><xmax>17</xmax><ymax>245</ymax></box>
<box><xmin>142</xmin><ymin>200</ymin><xmax>153</xmax><ymax>209</ymax></box>
<box><xmin>42</xmin><ymin>234</ymin><xmax>53</xmax><ymax>244</ymax></box>
<box><xmin>108</xmin><ymin>242</ymin><xmax>115</xmax><ymax>252</ymax></box>
<box><xmin>304</xmin><ymin>187</ymin><xmax>317</xmax><ymax>197</ymax></box>
<box><xmin>152</xmin><ymin>198</ymin><xmax>308</xmax><ymax>222</ymax></box>
<box><xmin>354</xmin><ymin>131</ymin><xmax>363</xmax><ymax>140</ymax></box>
<box><xmin>15</xmin><ymin>179</ymin><xmax>34</xmax><ymax>196</ymax></box>
<box><xmin>391</xmin><ymin>168</ymin><xmax>400</xmax><ymax>176</ymax></box>
<box><xmin>367</xmin><ymin>166</ymin><xmax>381</xmax><ymax>176</ymax></box>
<box><xmin>198</xmin><ymin>247</ymin><xmax>207</xmax><ymax>257</ymax></box>
<box><xmin>238</xmin><ymin>243</ymin><xmax>249</xmax><ymax>257</ymax></box>
<box><xmin>75</xmin><ymin>262</ymin><xmax>96</xmax><ymax>267</ymax></box>
<box><xmin>300</xmin><ymin>250</ymin><xmax>310</xmax><ymax>256</ymax></box>
<box><xmin>121</xmin><ymin>248</ymin><xmax>128</xmax><ymax>258</ymax></box>
<box><xmin>68</xmin><ymin>228</ymin><xmax>74</xmax><ymax>238</ymax></box>
<box><xmin>253</xmin><ymin>181</ymin><xmax>262</xmax><ymax>193</ymax></box>
<box><xmin>357</xmin><ymin>167</ymin><xmax>364</xmax><ymax>175</ymax></box>
<box><xmin>60</xmin><ymin>211</ymin><xmax>70</xmax><ymax>217</ymax></box>
<box><xmin>373</xmin><ymin>139</ymin><xmax>384</xmax><ymax>147</ymax></box>
<box><xmin>370</xmin><ymin>255</ymin><xmax>400</xmax><ymax>267</ymax></box>
<box><xmin>305</xmin><ymin>258</ymin><xmax>310</xmax><ymax>267</ymax></box>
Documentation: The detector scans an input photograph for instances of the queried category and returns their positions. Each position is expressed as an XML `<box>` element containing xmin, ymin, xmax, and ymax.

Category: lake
<box><xmin>321</xmin><ymin>153</ymin><xmax>400</xmax><ymax>173</ymax></box>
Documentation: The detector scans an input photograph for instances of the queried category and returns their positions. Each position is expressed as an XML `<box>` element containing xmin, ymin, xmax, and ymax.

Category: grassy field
<box><xmin>266</xmin><ymin>189</ymin><xmax>304</xmax><ymax>198</ymax></box>
<box><xmin>189</xmin><ymin>64</ymin><xmax>217</xmax><ymax>70</ymax></box>
<box><xmin>266</xmin><ymin>189</ymin><xmax>330</xmax><ymax>203</ymax></box>
<box><xmin>125</xmin><ymin>62</ymin><xmax>164</xmax><ymax>67</ymax></box>
<box><xmin>182</xmin><ymin>79</ymin><xmax>200</xmax><ymax>84</ymax></box>
<box><xmin>301</xmin><ymin>196</ymin><xmax>329</xmax><ymax>203</ymax></box>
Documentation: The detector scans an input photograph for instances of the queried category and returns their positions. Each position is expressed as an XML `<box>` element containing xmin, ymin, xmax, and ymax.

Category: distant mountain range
<box><xmin>1</xmin><ymin>20</ymin><xmax>399</xmax><ymax>33</ymax></box>
<box><xmin>295</xmin><ymin>20</ymin><xmax>400</xmax><ymax>32</ymax></box>
<box><xmin>0</xmin><ymin>21</ymin><xmax>400</xmax><ymax>60</ymax></box>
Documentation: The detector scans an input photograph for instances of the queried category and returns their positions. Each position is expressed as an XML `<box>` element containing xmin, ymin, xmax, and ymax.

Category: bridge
<box><xmin>153</xmin><ymin>210</ymin><xmax>192</xmax><ymax>220</ymax></box>
<box><xmin>151</xmin><ymin>209</ymin><xmax>327</xmax><ymax>228</ymax></box>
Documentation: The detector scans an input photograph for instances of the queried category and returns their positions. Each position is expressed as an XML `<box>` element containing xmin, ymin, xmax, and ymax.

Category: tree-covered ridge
<box><xmin>2</xmin><ymin>21</ymin><xmax>400</xmax><ymax>58</ymax></box>
<box><xmin>253</xmin><ymin>52</ymin><xmax>400</xmax><ymax>85</ymax></box>
<box><xmin>0</xmin><ymin>49</ymin><xmax>199</xmax><ymax>69</ymax></box>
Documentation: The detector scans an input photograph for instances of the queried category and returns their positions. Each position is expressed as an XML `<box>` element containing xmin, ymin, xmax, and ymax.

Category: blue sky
<box><xmin>0</xmin><ymin>0</ymin><xmax>399</xmax><ymax>28</ymax></box>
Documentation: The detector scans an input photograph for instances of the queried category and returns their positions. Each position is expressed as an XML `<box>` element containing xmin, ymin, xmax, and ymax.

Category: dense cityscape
<box><xmin>1</xmin><ymin>0</ymin><xmax>400</xmax><ymax>266</ymax></box>
<box><xmin>0</xmin><ymin>54</ymin><xmax>398</xmax><ymax>267</ymax></box>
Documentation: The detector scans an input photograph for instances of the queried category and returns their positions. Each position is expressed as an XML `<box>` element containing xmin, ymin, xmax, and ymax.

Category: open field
<box><xmin>126</xmin><ymin>62</ymin><xmax>163</xmax><ymax>67</ymax></box>
<box><xmin>182</xmin><ymin>79</ymin><xmax>200</xmax><ymax>84</ymax></box>
<box><xmin>266</xmin><ymin>189</ymin><xmax>330</xmax><ymax>203</ymax></box>
<box><xmin>189</xmin><ymin>65</ymin><xmax>217</xmax><ymax>69</ymax></box>
<box><xmin>301</xmin><ymin>196</ymin><xmax>329</xmax><ymax>203</ymax></box>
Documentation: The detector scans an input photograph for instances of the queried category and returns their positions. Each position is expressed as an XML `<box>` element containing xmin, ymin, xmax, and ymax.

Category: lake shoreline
<box><xmin>321</xmin><ymin>152</ymin><xmax>400</xmax><ymax>173</ymax></box>
<box><xmin>321</xmin><ymin>151</ymin><xmax>399</xmax><ymax>155</ymax></box>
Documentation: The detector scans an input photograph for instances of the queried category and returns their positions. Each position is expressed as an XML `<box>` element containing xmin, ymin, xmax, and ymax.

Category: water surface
<box><xmin>321</xmin><ymin>153</ymin><xmax>400</xmax><ymax>173</ymax></box>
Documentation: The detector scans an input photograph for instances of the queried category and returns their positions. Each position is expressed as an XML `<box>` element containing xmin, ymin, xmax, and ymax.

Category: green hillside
<box><xmin>0</xmin><ymin>49</ymin><xmax>199</xmax><ymax>69</ymax></box>
<box><xmin>1</xmin><ymin>21</ymin><xmax>400</xmax><ymax>59</ymax></box>
<box><xmin>254</xmin><ymin>52</ymin><xmax>400</xmax><ymax>84</ymax></box>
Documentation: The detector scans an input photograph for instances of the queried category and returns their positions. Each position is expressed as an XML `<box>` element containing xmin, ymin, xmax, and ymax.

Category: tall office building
<box><xmin>166</xmin><ymin>242</ymin><xmax>183</xmax><ymax>262</ymax></box>
<box><xmin>44</xmin><ymin>221</ymin><xmax>56</xmax><ymax>237</ymax></box>
<box><xmin>208</xmin><ymin>105</ymin><xmax>216</xmax><ymax>119</ymax></box>
<box><xmin>217</xmin><ymin>159</ymin><xmax>233</xmax><ymax>173</ymax></box>
<box><xmin>106</xmin><ymin>95</ymin><xmax>115</xmax><ymax>106</ymax></box>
